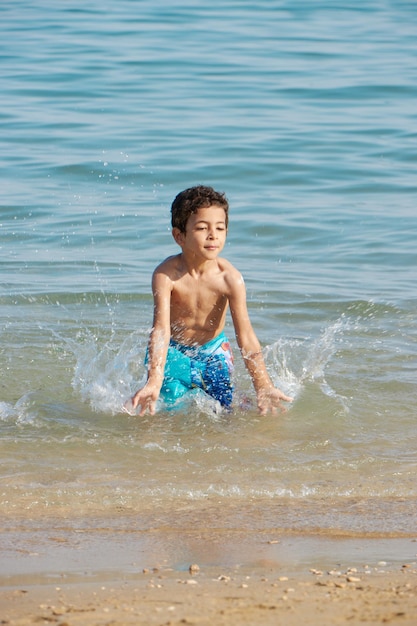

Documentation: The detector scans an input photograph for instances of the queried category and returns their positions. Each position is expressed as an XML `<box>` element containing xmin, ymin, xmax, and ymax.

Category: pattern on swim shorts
<box><xmin>160</xmin><ymin>333</ymin><xmax>234</xmax><ymax>407</ymax></box>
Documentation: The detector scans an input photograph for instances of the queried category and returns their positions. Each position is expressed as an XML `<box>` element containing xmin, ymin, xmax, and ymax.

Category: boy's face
<box><xmin>173</xmin><ymin>205</ymin><xmax>227</xmax><ymax>260</ymax></box>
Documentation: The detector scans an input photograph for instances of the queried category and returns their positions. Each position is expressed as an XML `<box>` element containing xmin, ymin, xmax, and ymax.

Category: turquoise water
<box><xmin>1</xmin><ymin>0</ymin><xmax>417</xmax><ymax>553</ymax></box>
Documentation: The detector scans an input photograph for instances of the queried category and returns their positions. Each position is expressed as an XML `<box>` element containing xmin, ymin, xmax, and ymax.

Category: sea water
<box><xmin>1</xmin><ymin>0</ymin><xmax>417</xmax><ymax>573</ymax></box>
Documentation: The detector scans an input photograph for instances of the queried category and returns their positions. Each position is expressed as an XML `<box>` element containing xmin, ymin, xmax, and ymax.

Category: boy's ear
<box><xmin>172</xmin><ymin>227</ymin><xmax>185</xmax><ymax>246</ymax></box>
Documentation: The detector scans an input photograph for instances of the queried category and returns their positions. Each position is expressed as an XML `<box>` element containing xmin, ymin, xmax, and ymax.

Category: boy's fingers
<box><xmin>137</xmin><ymin>397</ymin><xmax>157</xmax><ymax>416</ymax></box>
<box><xmin>139</xmin><ymin>401</ymin><xmax>149</xmax><ymax>416</ymax></box>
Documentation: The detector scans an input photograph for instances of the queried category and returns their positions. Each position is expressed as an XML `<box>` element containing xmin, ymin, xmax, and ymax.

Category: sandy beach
<box><xmin>1</xmin><ymin>521</ymin><xmax>416</xmax><ymax>626</ymax></box>
<box><xmin>1</xmin><ymin>563</ymin><xmax>416</xmax><ymax>626</ymax></box>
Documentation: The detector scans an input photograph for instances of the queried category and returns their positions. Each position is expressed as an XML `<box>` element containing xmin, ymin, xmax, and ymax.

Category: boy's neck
<box><xmin>178</xmin><ymin>251</ymin><xmax>219</xmax><ymax>275</ymax></box>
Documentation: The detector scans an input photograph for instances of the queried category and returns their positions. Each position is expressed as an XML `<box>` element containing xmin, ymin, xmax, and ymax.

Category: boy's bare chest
<box><xmin>171</xmin><ymin>275</ymin><xmax>227</xmax><ymax>316</ymax></box>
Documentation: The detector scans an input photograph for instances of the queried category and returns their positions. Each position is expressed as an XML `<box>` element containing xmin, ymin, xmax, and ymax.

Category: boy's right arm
<box><xmin>126</xmin><ymin>269</ymin><xmax>172</xmax><ymax>416</ymax></box>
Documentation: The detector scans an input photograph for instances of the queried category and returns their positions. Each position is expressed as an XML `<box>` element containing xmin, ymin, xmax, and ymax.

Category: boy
<box><xmin>126</xmin><ymin>185</ymin><xmax>292</xmax><ymax>415</ymax></box>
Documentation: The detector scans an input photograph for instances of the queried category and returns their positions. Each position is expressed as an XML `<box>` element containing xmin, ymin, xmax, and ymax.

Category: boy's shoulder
<box><xmin>216</xmin><ymin>256</ymin><xmax>241</xmax><ymax>276</ymax></box>
<box><xmin>153</xmin><ymin>253</ymin><xmax>191</xmax><ymax>279</ymax></box>
<box><xmin>155</xmin><ymin>254</ymin><xmax>180</xmax><ymax>272</ymax></box>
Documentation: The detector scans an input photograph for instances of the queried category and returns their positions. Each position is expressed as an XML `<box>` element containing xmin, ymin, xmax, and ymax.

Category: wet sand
<box><xmin>1</xmin><ymin>564</ymin><xmax>417</xmax><ymax>625</ymax></box>
<box><xmin>1</xmin><ymin>522</ymin><xmax>417</xmax><ymax>625</ymax></box>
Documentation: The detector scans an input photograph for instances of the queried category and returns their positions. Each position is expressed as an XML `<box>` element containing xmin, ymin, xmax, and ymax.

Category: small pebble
<box><xmin>310</xmin><ymin>569</ymin><xmax>323</xmax><ymax>576</ymax></box>
<box><xmin>52</xmin><ymin>608</ymin><xmax>66</xmax><ymax>616</ymax></box>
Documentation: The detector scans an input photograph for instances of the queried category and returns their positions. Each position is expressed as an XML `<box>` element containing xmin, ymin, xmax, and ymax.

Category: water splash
<box><xmin>266</xmin><ymin>316</ymin><xmax>350</xmax><ymax>411</ymax></box>
<box><xmin>0</xmin><ymin>393</ymin><xmax>40</xmax><ymax>426</ymax></box>
<box><xmin>61</xmin><ymin>316</ymin><xmax>351</xmax><ymax>416</ymax></box>
<box><xmin>53</xmin><ymin>327</ymin><xmax>147</xmax><ymax>415</ymax></box>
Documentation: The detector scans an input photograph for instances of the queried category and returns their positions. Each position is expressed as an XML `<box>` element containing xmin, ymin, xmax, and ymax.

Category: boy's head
<box><xmin>171</xmin><ymin>185</ymin><xmax>229</xmax><ymax>234</ymax></box>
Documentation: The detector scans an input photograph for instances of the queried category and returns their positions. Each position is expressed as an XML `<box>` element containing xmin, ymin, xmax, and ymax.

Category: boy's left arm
<box><xmin>228</xmin><ymin>271</ymin><xmax>293</xmax><ymax>414</ymax></box>
<box><xmin>241</xmin><ymin>352</ymin><xmax>293</xmax><ymax>414</ymax></box>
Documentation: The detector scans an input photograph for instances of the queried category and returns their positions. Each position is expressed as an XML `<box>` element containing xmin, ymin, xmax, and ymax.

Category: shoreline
<box><xmin>2</xmin><ymin>507</ymin><xmax>416</xmax><ymax>624</ymax></box>
<box><xmin>2</xmin><ymin>523</ymin><xmax>417</xmax><ymax>584</ymax></box>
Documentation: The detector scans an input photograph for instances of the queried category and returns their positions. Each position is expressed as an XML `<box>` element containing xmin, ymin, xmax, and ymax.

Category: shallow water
<box><xmin>1</xmin><ymin>1</ymin><xmax>417</xmax><ymax>550</ymax></box>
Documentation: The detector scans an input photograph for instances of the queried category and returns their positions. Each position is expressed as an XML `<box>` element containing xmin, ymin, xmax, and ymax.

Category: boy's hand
<box><xmin>123</xmin><ymin>383</ymin><xmax>160</xmax><ymax>416</ymax></box>
<box><xmin>256</xmin><ymin>386</ymin><xmax>293</xmax><ymax>416</ymax></box>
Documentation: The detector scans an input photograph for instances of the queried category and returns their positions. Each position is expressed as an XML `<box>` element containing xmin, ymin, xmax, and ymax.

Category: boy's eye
<box><xmin>195</xmin><ymin>225</ymin><xmax>225</xmax><ymax>231</ymax></box>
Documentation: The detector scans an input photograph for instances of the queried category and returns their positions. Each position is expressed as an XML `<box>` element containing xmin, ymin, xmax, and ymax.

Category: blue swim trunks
<box><xmin>159</xmin><ymin>332</ymin><xmax>234</xmax><ymax>408</ymax></box>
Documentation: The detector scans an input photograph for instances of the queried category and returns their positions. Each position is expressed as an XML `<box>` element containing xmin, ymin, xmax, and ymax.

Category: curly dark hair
<box><xmin>171</xmin><ymin>185</ymin><xmax>229</xmax><ymax>233</ymax></box>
